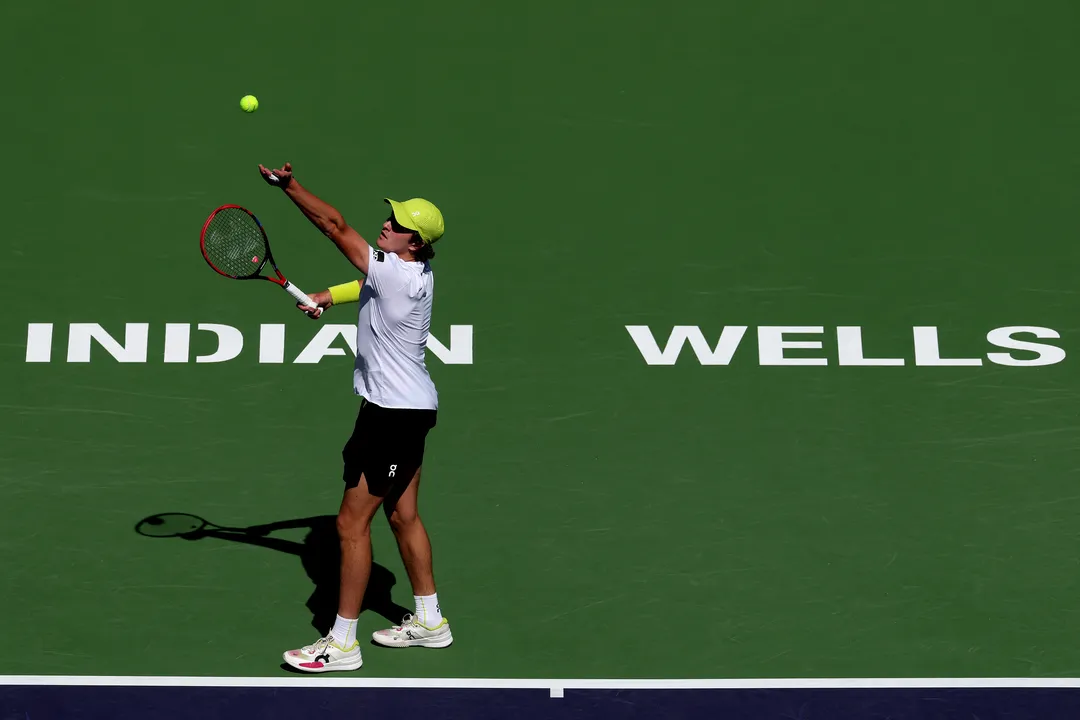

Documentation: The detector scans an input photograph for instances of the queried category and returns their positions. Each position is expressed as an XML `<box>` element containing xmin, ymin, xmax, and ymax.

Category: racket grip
<box><xmin>282</xmin><ymin>280</ymin><xmax>319</xmax><ymax>309</ymax></box>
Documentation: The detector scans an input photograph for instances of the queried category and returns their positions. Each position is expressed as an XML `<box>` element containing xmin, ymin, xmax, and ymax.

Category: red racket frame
<box><xmin>199</xmin><ymin>204</ymin><xmax>288</xmax><ymax>286</ymax></box>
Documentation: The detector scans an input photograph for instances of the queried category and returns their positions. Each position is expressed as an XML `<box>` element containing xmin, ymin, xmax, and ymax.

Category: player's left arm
<box><xmin>258</xmin><ymin>162</ymin><xmax>371</xmax><ymax>275</ymax></box>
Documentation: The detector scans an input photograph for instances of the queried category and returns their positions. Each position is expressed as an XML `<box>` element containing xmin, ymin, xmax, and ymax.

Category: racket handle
<box><xmin>282</xmin><ymin>280</ymin><xmax>320</xmax><ymax>310</ymax></box>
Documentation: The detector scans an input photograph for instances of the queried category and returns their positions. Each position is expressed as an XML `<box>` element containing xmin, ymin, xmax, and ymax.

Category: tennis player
<box><xmin>257</xmin><ymin>162</ymin><xmax>452</xmax><ymax>673</ymax></box>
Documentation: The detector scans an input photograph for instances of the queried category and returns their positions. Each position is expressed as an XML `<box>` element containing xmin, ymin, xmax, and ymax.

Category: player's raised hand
<box><xmin>259</xmin><ymin>162</ymin><xmax>293</xmax><ymax>188</ymax></box>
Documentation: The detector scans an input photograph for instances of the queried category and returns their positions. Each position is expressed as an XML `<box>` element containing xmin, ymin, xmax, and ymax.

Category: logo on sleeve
<box><xmin>373</xmin><ymin>251</ymin><xmax>385</xmax><ymax>262</ymax></box>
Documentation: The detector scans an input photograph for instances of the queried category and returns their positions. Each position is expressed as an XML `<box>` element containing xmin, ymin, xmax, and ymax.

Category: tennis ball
<box><xmin>240</xmin><ymin>95</ymin><xmax>259</xmax><ymax>113</ymax></box>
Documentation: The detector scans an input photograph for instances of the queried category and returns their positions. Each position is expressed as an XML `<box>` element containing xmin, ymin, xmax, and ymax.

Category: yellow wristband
<box><xmin>328</xmin><ymin>280</ymin><xmax>361</xmax><ymax>305</ymax></box>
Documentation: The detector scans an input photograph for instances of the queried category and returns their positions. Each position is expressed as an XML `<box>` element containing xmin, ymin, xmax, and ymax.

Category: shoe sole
<box><xmin>371</xmin><ymin>634</ymin><xmax>453</xmax><ymax>649</ymax></box>
<box><xmin>282</xmin><ymin>653</ymin><xmax>364</xmax><ymax>673</ymax></box>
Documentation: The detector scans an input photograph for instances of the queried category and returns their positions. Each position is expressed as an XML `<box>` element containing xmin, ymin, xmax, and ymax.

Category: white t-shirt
<box><xmin>351</xmin><ymin>245</ymin><xmax>438</xmax><ymax>410</ymax></box>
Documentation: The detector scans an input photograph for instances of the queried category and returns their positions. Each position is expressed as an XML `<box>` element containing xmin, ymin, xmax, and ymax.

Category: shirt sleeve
<box><xmin>364</xmin><ymin>246</ymin><xmax>393</xmax><ymax>294</ymax></box>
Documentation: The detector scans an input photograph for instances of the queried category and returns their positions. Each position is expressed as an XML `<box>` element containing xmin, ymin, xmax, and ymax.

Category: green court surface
<box><xmin>2</xmin><ymin>0</ymin><xmax>1080</xmax><ymax>681</ymax></box>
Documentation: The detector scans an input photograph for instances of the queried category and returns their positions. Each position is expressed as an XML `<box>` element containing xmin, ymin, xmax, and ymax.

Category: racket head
<box><xmin>200</xmin><ymin>204</ymin><xmax>276</xmax><ymax>281</ymax></box>
<box><xmin>135</xmin><ymin>512</ymin><xmax>211</xmax><ymax>538</ymax></box>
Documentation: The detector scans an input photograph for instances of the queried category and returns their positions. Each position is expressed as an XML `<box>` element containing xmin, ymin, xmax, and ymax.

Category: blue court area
<box><xmin>6</xmin><ymin>679</ymin><xmax>1080</xmax><ymax>719</ymax></box>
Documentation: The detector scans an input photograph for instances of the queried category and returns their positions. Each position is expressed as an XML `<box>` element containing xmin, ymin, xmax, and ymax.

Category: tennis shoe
<box><xmin>283</xmin><ymin>634</ymin><xmax>363</xmax><ymax>672</ymax></box>
<box><xmin>372</xmin><ymin>613</ymin><xmax>453</xmax><ymax>648</ymax></box>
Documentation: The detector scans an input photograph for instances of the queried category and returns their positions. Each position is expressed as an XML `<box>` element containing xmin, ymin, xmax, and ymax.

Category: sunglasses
<box><xmin>387</xmin><ymin>214</ymin><xmax>414</xmax><ymax>235</ymax></box>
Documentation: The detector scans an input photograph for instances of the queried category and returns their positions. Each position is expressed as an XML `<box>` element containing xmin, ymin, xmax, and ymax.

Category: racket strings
<box><xmin>203</xmin><ymin>208</ymin><xmax>269</xmax><ymax>278</ymax></box>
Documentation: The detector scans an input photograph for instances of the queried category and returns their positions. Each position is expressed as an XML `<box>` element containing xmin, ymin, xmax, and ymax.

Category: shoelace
<box><xmin>303</xmin><ymin>635</ymin><xmax>333</xmax><ymax>654</ymax></box>
<box><xmin>397</xmin><ymin>614</ymin><xmax>419</xmax><ymax>630</ymax></box>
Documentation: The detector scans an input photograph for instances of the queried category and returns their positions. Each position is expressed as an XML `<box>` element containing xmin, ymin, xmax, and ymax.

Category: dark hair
<box><xmin>413</xmin><ymin>237</ymin><xmax>435</xmax><ymax>262</ymax></box>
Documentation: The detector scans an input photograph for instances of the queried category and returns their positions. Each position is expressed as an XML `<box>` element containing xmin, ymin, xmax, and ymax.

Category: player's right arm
<box><xmin>258</xmin><ymin>162</ymin><xmax>371</xmax><ymax>275</ymax></box>
<box><xmin>295</xmin><ymin>279</ymin><xmax>365</xmax><ymax>318</ymax></box>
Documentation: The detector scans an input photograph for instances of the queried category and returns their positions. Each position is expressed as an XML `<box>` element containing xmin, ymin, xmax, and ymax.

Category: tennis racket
<box><xmin>200</xmin><ymin>204</ymin><xmax>321</xmax><ymax>314</ymax></box>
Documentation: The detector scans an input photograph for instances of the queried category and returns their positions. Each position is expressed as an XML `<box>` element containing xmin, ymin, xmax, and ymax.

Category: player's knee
<box><xmin>337</xmin><ymin>505</ymin><xmax>372</xmax><ymax>541</ymax></box>
<box><xmin>388</xmin><ymin>507</ymin><xmax>420</xmax><ymax>534</ymax></box>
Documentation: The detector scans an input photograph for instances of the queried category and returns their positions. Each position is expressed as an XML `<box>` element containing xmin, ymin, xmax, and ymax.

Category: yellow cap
<box><xmin>385</xmin><ymin>197</ymin><xmax>445</xmax><ymax>244</ymax></box>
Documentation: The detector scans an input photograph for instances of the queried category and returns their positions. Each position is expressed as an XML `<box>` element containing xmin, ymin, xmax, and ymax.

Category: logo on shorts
<box><xmin>389</xmin><ymin>464</ymin><xmax>398</xmax><ymax>478</ymax></box>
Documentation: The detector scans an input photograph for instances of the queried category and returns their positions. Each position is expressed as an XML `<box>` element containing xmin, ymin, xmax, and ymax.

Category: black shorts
<box><xmin>342</xmin><ymin>399</ymin><xmax>437</xmax><ymax>498</ymax></box>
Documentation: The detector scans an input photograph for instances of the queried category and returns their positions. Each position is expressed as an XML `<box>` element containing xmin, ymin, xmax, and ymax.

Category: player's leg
<box><xmin>372</xmin><ymin>467</ymin><xmax>452</xmax><ymax>649</ymax></box>
<box><xmin>386</xmin><ymin>467</ymin><xmax>437</xmax><ymax>599</ymax></box>
<box><xmin>282</xmin><ymin>477</ymin><xmax>383</xmax><ymax>673</ymax></box>
<box><xmin>283</xmin><ymin>400</ymin><xmax>385</xmax><ymax>672</ymax></box>
<box><xmin>372</xmin><ymin>410</ymin><xmax>451</xmax><ymax>649</ymax></box>
<box><xmin>336</xmin><ymin>476</ymin><xmax>386</xmax><ymax>629</ymax></box>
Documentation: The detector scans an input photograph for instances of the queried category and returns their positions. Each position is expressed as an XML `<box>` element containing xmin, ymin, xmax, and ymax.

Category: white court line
<box><xmin>3</xmin><ymin>676</ymin><xmax>1080</xmax><ymax>689</ymax></box>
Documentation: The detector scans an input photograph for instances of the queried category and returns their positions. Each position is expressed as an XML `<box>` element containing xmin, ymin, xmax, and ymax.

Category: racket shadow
<box><xmin>134</xmin><ymin>512</ymin><xmax>411</xmax><ymax>633</ymax></box>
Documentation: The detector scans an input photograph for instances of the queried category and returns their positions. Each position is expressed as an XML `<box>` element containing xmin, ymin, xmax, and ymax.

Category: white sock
<box><xmin>414</xmin><ymin>594</ymin><xmax>443</xmax><ymax>627</ymax></box>
<box><xmin>332</xmin><ymin>614</ymin><xmax>358</xmax><ymax>647</ymax></box>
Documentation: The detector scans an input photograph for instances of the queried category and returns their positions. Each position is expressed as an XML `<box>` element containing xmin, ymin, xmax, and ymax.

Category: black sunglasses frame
<box><xmin>388</xmin><ymin>214</ymin><xmax>415</xmax><ymax>236</ymax></box>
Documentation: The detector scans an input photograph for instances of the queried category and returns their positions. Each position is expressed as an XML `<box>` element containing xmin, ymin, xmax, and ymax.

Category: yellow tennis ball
<box><xmin>240</xmin><ymin>95</ymin><xmax>258</xmax><ymax>113</ymax></box>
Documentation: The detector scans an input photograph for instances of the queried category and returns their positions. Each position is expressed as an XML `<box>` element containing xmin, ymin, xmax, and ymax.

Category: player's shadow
<box><xmin>134</xmin><ymin>512</ymin><xmax>410</xmax><ymax>633</ymax></box>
